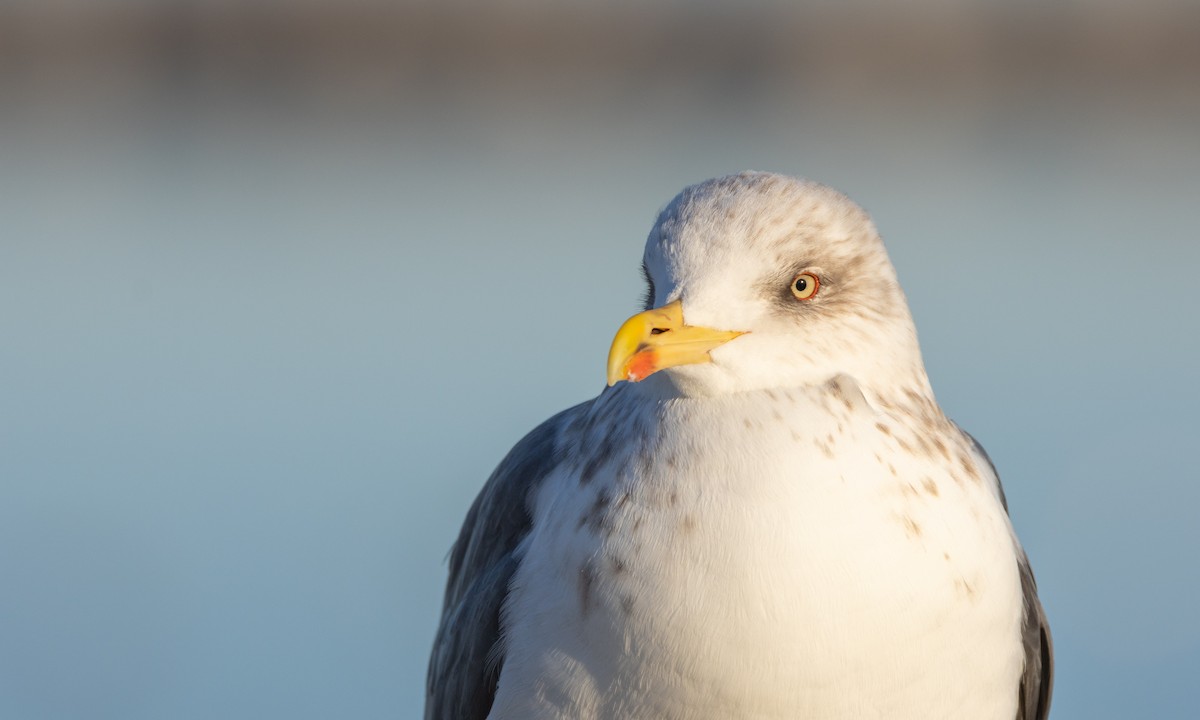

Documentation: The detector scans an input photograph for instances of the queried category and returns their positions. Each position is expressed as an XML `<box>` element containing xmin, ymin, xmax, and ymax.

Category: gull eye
<box><xmin>790</xmin><ymin>272</ymin><xmax>820</xmax><ymax>300</ymax></box>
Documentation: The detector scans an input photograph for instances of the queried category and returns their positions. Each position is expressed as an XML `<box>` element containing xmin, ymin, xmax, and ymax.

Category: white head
<box><xmin>608</xmin><ymin>172</ymin><xmax>930</xmax><ymax>399</ymax></box>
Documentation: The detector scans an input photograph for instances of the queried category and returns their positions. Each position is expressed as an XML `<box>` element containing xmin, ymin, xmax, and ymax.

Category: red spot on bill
<box><xmin>626</xmin><ymin>350</ymin><xmax>658</xmax><ymax>382</ymax></box>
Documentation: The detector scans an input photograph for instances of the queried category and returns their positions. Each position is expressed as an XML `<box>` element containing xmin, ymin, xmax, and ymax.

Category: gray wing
<box><xmin>960</xmin><ymin>429</ymin><xmax>1054</xmax><ymax>720</ymax></box>
<box><xmin>425</xmin><ymin>402</ymin><xmax>588</xmax><ymax>720</ymax></box>
<box><xmin>1015</xmin><ymin>551</ymin><xmax>1054</xmax><ymax>720</ymax></box>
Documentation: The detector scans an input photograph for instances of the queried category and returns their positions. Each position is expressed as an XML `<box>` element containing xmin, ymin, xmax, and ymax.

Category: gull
<box><xmin>426</xmin><ymin>172</ymin><xmax>1052</xmax><ymax>719</ymax></box>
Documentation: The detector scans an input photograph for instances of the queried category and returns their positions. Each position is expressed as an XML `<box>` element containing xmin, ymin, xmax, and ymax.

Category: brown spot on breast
<box><xmin>826</xmin><ymin>380</ymin><xmax>854</xmax><ymax>411</ymax></box>
<box><xmin>888</xmin><ymin>463</ymin><xmax>897</xmax><ymax>476</ymax></box>
<box><xmin>896</xmin><ymin>437</ymin><xmax>912</xmax><ymax>453</ymax></box>
<box><xmin>609</xmin><ymin>555</ymin><xmax>627</xmax><ymax>574</ymax></box>
<box><xmin>680</xmin><ymin>515</ymin><xmax>697</xmax><ymax>533</ymax></box>
<box><xmin>901</xmin><ymin>516</ymin><xmax>923</xmax><ymax>539</ymax></box>
<box><xmin>620</xmin><ymin>594</ymin><xmax>635</xmax><ymax>616</ymax></box>
<box><xmin>959</xmin><ymin>453</ymin><xmax>981</xmax><ymax>482</ymax></box>
<box><xmin>933</xmin><ymin>437</ymin><xmax>950</xmax><ymax>460</ymax></box>
<box><xmin>875</xmin><ymin>422</ymin><xmax>891</xmax><ymax>436</ymax></box>
<box><xmin>955</xmin><ymin>578</ymin><xmax>979</xmax><ymax>601</ymax></box>
<box><xmin>636</xmin><ymin>449</ymin><xmax>655</xmax><ymax>478</ymax></box>
<box><xmin>765</xmin><ymin>389</ymin><xmax>777</xmax><ymax>401</ymax></box>
<box><xmin>581</xmin><ymin>496</ymin><xmax>616</xmax><ymax>534</ymax></box>
<box><xmin>914</xmin><ymin>434</ymin><xmax>931</xmax><ymax>456</ymax></box>
<box><xmin>922</xmin><ymin>477</ymin><xmax>940</xmax><ymax>497</ymax></box>
<box><xmin>744</xmin><ymin>418</ymin><xmax>753</xmax><ymax>429</ymax></box>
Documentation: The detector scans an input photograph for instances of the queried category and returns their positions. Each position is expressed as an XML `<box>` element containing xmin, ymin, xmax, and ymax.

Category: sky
<box><xmin>1</xmin><ymin>2</ymin><xmax>1198</xmax><ymax>718</ymax></box>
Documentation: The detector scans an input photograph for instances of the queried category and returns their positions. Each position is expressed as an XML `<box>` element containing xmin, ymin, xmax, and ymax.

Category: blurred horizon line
<box><xmin>4</xmin><ymin>1</ymin><xmax>1198</xmax><ymax>112</ymax></box>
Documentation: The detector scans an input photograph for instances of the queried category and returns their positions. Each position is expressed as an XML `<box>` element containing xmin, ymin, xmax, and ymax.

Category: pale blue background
<box><xmin>1</xmin><ymin>2</ymin><xmax>1198</xmax><ymax>718</ymax></box>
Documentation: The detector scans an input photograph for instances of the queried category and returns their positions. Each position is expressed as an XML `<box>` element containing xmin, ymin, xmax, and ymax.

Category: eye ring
<box><xmin>790</xmin><ymin>272</ymin><xmax>820</xmax><ymax>300</ymax></box>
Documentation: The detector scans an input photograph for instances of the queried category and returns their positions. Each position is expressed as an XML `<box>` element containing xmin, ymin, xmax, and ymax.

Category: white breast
<box><xmin>490</xmin><ymin>383</ymin><xmax>1025</xmax><ymax>720</ymax></box>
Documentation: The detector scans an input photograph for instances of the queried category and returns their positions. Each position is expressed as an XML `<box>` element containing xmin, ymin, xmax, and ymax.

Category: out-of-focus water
<box><xmin>1</xmin><ymin>4</ymin><xmax>1199</xmax><ymax>717</ymax></box>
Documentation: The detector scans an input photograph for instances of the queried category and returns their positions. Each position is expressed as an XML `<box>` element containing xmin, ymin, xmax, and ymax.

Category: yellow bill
<box><xmin>606</xmin><ymin>299</ymin><xmax>746</xmax><ymax>386</ymax></box>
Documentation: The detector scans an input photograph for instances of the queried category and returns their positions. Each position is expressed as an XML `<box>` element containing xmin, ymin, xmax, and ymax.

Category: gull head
<box><xmin>607</xmin><ymin>172</ymin><xmax>928</xmax><ymax>399</ymax></box>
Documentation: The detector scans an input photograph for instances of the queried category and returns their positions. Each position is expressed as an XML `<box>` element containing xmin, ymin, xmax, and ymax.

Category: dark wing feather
<box><xmin>425</xmin><ymin>402</ymin><xmax>587</xmax><ymax>720</ymax></box>
<box><xmin>959</xmin><ymin>428</ymin><xmax>1053</xmax><ymax>720</ymax></box>
<box><xmin>1015</xmin><ymin>552</ymin><xmax>1054</xmax><ymax>720</ymax></box>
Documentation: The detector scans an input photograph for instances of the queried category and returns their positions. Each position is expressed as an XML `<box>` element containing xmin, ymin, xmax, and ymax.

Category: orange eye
<box><xmin>790</xmin><ymin>272</ymin><xmax>820</xmax><ymax>300</ymax></box>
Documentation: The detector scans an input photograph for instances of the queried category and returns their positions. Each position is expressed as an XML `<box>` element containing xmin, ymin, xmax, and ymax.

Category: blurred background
<box><xmin>2</xmin><ymin>0</ymin><xmax>1198</xmax><ymax>717</ymax></box>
